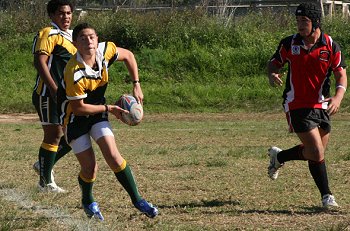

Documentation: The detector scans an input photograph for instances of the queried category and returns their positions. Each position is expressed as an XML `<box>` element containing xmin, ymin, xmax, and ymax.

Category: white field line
<box><xmin>0</xmin><ymin>187</ymin><xmax>108</xmax><ymax>231</ymax></box>
<box><xmin>113</xmin><ymin>127</ymin><xmax>238</xmax><ymax>132</ymax></box>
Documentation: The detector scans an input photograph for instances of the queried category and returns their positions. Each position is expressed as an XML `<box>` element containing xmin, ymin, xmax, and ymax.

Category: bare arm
<box><xmin>324</xmin><ymin>69</ymin><xmax>347</xmax><ymax>115</ymax></box>
<box><xmin>117</xmin><ymin>47</ymin><xmax>144</xmax><ymax>104</ymax></box>
<box><xmin>34</xmin><ymin>54</ymin><xmax>59</xmax><ymax>99</ymax></box>
<box><xmin>267</xmin><ymin>61</ymin><xmax>283</xmax><ymax>87</ymax></box>
<box><xmin>334</xmin><ymin>69</ymin><xmax>348</xmax><ymax>92</ymax></box>
<box><xmin>70</xmin><ymin>99</ymin><xmax>128</xmax><ymax>119</ymax></box>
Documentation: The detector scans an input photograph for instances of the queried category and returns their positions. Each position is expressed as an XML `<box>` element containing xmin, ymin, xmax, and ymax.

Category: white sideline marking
<box><xmin>113</xmin><ymin>127</ymin><xmax>234</xmax><ymax>132</ymax></box>
<box><xmin>0</xmin><ymin>188</ymin><xmax>107</xmax><ymax>230</ymax></box>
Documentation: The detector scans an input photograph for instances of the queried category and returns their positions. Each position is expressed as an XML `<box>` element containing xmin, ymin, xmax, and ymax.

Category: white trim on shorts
<box><xmin>69</xmin><ymin>121</ymin><xmax>114</xmax><ymax>154</ymax></box>
<box><xmin>36</xmin><ymin>94</ymin><xmax>59</xmax><ymax>125</ymax></box>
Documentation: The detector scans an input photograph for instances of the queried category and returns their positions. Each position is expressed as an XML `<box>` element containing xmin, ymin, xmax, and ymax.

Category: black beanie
<box><xmin>295</xmin><ymin>3</ymin><xmax>322</xmax><ymax>30</ymax></box>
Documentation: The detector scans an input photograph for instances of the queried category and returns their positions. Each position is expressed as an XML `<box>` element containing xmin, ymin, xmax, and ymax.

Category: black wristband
<box><xmin>133</xmin><ymin>80</ymin><xmax>140</xmax><ymax>84</ymax></box>
<box><xmin>104</xmin><ymin>105</ymin><xmax>108</xmax><ymax>112</ymax></box>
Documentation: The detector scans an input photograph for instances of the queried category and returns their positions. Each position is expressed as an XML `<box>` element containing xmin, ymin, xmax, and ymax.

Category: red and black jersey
<box><xmin>270</xmin><ymin>32</ymin><xmax>346</xmax><ymax>112</ymax></box>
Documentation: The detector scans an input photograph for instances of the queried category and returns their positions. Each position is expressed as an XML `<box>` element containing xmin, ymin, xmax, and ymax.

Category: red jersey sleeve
<box><xmin>270</xmin><ymin>38</ymin><xmax>290</xmax><ymax>68</ymax></box>
<box><xmin>330</xmin><ymin>40</ymin><xmax>346</xmax><ymax>73</ymax></box>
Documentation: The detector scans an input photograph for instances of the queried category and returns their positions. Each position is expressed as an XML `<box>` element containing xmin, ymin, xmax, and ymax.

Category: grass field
<box><xmin>0</xmin><ymin>113</ymin><xmax>350</xmax><ymax>231</ymax></box>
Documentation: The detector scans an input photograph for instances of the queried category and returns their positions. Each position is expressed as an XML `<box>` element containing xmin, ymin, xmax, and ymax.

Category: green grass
<box><xmin>0</xmin><ymin>113</ymin><xmax>350</xmax><ymax>230</ymax></box>
<box><xmin>1</xmin><ymin>10</ymin><xmax>350</xmax><ymax>113</ymax></box>
<box><xmin>1</xmin><ymin>6</ymin><xmax>350</xmax><ymax>231</ymax></box>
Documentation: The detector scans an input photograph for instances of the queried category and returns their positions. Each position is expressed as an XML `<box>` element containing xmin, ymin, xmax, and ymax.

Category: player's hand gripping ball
<box><xmin>115</xmin><ymin>94</ymin><xmax>143</xmax><ymax>126</ymax></box>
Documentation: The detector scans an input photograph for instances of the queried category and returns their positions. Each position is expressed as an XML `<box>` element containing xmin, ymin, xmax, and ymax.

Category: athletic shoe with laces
<box><xmin>38</xmin><ymin>182</ymin><xmax>66</xmax><ymax>193</ymax></box>
<box><xmin>268</xmin><ymin>146</ymin><xmax>283</xmax><ymax>180</ymax></box>
<box><xmin>83</xmin><ymin>202</ymin><xmax>104</xmax><ymax>221</ymax></box>
<box><xmin>133</xmin><ymin>199</ymin><xmax>159</xmax><ymax>218</ymax></box>
<box><xmin>33</xmin><ymin>161</ymin><xmax>56</xmax><ymax>185</ymax></box>
<box><xmin>322</xmin><ymin>194</ymin><xmax>339</xmax><ymax>208</ymax></box>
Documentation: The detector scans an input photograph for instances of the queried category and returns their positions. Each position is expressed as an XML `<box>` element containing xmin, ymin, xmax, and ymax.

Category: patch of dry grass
<box><xmin>0</xmin><ymin>113</ymin><xmax>350</xmax><ymax>230</ymax></box>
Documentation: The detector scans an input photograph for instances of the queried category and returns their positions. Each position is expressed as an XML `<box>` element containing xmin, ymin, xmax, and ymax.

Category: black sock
<box><xmin>277</xmin><ymin>144</ymin><xmax>305</xmax><ymax>164</ymax></box>
<box><xmin>55</xmin><ymin>137</ymin><xmax>71</xmax><ymax>164</ymax></box>
<box><xmin>308</xmin><ymin>159</ymin><xmax>332</xmax><ymax>197</ymax></box>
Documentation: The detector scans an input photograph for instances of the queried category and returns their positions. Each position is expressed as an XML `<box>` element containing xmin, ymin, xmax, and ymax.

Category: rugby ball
<box><xmin>115</xmin><ymin>94</ymin><xmax>143</xmax><ymax>126</ymax></box>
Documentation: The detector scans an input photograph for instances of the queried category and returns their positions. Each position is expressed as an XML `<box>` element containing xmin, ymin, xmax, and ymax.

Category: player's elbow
<box><xmin>122</xmin><ymin>50</ymin><xmax>135</xmax><ymax>62</ymax></box>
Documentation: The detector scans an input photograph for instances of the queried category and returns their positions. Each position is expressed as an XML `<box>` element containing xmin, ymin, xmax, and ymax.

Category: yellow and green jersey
<box><xmin>32</xmin><ymin>22</ymin><xmax>77</xmax><ymax>97</ymax></box>
<box><xmin>58</xmin><ymin>41</ymin><xmax>119</xmax><ymax>126</ymax></box>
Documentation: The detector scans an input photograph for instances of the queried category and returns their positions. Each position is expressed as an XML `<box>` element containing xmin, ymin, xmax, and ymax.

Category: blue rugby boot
<box><xmin>134</xmin><ymin>199</ymin><xmax>159</xmax><ymax>218</ymax></box>
<box><xmin>83</xmin><ymin>202</ymin><xmax>104</xmax><ymax>221</ymax></box>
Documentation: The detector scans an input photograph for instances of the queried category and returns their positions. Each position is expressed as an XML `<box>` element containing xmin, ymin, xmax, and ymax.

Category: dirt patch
<box><xmin>0</xmin><ymin>113</ymin><xmax>39</xmax><ymax>123</ymax></box>
<box><xmin>1</xmin><ymin>112</ymin><xmax>349</xmax><ymax>124</ymax></box>
<box><xmin>144</xmin><ymin>112</ymin><xmax>283</xmax><ymax>122</ymax></box>
<box><xmin>0</xmin><ymin>112</ymin><xmax>279</xmax><ymax>124</ymax></box>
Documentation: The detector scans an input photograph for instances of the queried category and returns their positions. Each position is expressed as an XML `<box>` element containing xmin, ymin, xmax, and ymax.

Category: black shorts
<box><xmin>287</xmin><ymin>108</ymin><xmax>331</xmax><ymax>133</ymax></box>
<box><xmin>32</xmin><ymin>91</ymin><xmax>59</xmax><ymax>125</ymax></box>
<box><xmin>65</xmin><ymin>112</ymin><xmax>109</xmax><ymax>143</ymax></box>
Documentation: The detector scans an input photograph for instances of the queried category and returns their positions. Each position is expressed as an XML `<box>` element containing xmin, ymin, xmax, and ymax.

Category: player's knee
<box><xmin>81</xmin><ymin>164</ymin><xmax>98</xmax><ymax>179</ymax></box>
<box><xmin>304</xmin><ymin>146</ymin><xmax>324</xmax><ymax>161</ymax></box>
<box><xmin>43</xmin><ymin>128</ymin><xmax>64</xmax><ymax>144</ymax></box>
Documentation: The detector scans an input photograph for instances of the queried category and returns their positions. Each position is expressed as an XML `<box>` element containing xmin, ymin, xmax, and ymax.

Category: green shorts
<box><xmin>32</xmin><ymin>91</ymin><xmax>59</xmax><ymax>125</ymax></box>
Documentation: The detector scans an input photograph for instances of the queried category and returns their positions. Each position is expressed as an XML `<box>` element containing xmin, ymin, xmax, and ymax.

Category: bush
<box><xmin>1</xmin><ymin>8</ymin><xmax>350</xmax><ymax>113</ymax></box>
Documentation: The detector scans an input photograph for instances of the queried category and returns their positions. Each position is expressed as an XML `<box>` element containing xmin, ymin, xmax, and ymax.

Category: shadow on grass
<box><xmin>158</xmin><ymin>198</ymin><xmax>348</xmax><ymax>217</ymax></box>
<box><xmin>158</xmin><ymin>198</ymin><xmax>240</xmax><ymax>209</ymax></box>
<box><xmin>237</xmin><ymin>206</ymin><xmax>348</xmax><ymax>216</ymax></box>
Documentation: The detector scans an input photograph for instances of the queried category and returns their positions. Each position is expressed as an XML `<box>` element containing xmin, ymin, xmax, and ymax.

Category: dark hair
<box><xmin>73</xmin><ymin>23</ymin><xmax>96</xmax><ymax>41</ymax></box>
<box><xmin>295</xmin><ymin>3</ymin><xmax>322</xmax><ymax>30</ymax></box>
<box><xmin>47</xmin><ymin>0</ymin><xmax>74</xmax><ymax>15</ymax></box>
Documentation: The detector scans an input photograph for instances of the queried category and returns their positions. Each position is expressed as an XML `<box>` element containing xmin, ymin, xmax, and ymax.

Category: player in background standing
<box><xmin>32</xmin><ymin>0</ymin><xmax>76</xmax><ymax>192</ymax></box>
<box><xmin>267</xmin><ymin>3</ymin><xmax>347</xmax><ymax>208</ymax></box>
<box><xmin>57</xmin><ymin>23</ymin><xmax>158</xmax><ymax>220</ymax></box>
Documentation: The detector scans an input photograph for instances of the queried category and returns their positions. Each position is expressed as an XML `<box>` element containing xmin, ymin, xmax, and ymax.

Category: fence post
<box><xmin>328</xmin><ymin>1</ymin><xmax>334</xmax><ymax>17</ymax></box>
<box><xmin>320</xmin><ymin>0</ymin><xmax>325</xmax><ymax>17</ymax></box>
<box><xmin>343</xmin><ymin>3</ymin><xmax>349</xmax><ymax>19</ymax></box>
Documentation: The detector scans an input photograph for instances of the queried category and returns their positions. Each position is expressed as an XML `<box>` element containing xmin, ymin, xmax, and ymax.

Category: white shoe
<box><xmin>33</xmin><ymin>161</ymin><xmax>56</xmax><ymax>185</ymax></box>
<box><xmin>268</xmin><ymin>147</ymin><xmax>283</xmax><ymax>180</ymax></box>
<box><xmin>38</xmin><ymin>182</ymin><xmax>66</xmax><ymax>193</ymax></box>
<box><xmin>322</xmin><ymin>194</ymin><xmax>339</xmax><ymax>208</ymax></box>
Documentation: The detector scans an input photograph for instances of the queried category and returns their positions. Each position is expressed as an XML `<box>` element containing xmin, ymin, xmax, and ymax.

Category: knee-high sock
<box><xmin>277</xmin><ymin>144</ymin><xmax>305</xmax><ymax>164</ymax></box>
<box><xmin>308</xmin><ymin>159</ymin><xmax>332</xmax><ymax>197</ymax></box>
<box><xmin>39</xmin><ymin>143</ymin><xmax>58</xmax><ymax>185</ymax></box>
<box><xmin>78</xmin><ymin>173</ymin><xmax>95</xmax><ymax>205</ymax></box>
<box><xmin>55</xmin><ymin>136</ymin><xmax>71</xmax><ymax>164</ymax></box>
<box><xmin>113</xmin><ymin>160</ymin><xmax>142</xmax><ymax>204</ymax></box>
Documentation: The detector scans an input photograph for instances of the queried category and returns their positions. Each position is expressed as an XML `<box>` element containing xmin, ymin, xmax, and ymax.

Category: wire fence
<box><xmin>80</xmin><ymin>0</ymin><xmax>349</xmax><ymax>20</ymax></box>
<box><xmin>72</xmin><ymin>0</ymin><xmax>350</xmax><ymax>19</ymax></box>
<box><xmin>1</xmin><ymin>0</ymin><xmax>349</xmax><ymax>19</ymax></box>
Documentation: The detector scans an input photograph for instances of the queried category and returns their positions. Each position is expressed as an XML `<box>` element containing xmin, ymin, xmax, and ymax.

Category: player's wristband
<box><xmin>104</xmin><ymin>105</ymin><xmax>108</xmax><ymax>112</ymax></box>
<box><xmin>336</xmin><ymin>85</ymin><xmax>346</xmax><ymax>92</ymax></box>
<box><xmin>133</xmin><ymin>80</ymin><xmax>140</xmax><ymax>84</ymax></box>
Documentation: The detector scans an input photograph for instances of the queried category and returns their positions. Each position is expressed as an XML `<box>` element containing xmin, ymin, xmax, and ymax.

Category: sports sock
<box><xmin>277</xmin><ymin>144</ymin><xmax>305</xmax><ymax>164</ymax></box>
<box><xmin>54</xmin><ymin>136</ymin><xmax>71</xmax><ymax>164</ymax></box>
<box><xmin>78</xmin><ymin>174</ymin><xmax>95</xmax><ymax>205</ymax></box>
<box><xmin>39</xmin><ymin>142</ymin><xmax>58</xmax><ymax>185</ymax></box>
<box><xmin>113</xmin><ymin>160</ymin><xmax>142</xmax><ymax>203</ymax></box>
<box><xmin>308</xmin><ymin>159</ymin><xmax>332</xmax><ymax>197</ymax></box>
